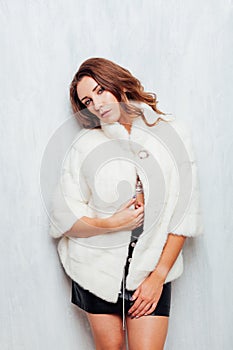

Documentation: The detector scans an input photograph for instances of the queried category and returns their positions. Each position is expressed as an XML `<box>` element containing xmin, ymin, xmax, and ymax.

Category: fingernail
<box><xmin>132</xmin><ymin>195</ymin><xmax>136</xmax><ymax>198</ymax></box>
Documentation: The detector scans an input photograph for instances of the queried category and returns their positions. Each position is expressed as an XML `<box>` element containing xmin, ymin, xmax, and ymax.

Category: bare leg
<box><xmin>86</xmin><ymin>312</ymin><xmax>126</xmax><ymax>350</ymax></box>
<box><xmin>126</xmin><ymin>315</ymin><xmax>169</xmax><ymax>350</ymax></box>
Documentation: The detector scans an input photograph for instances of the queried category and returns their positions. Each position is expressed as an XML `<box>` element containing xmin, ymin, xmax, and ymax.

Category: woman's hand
<box><xmin>127</xmin><ymin>270</ymin><xmax>165</xmax><ymax>319</ymax></box>
<box><xmin>109</xmin><ymin>198</ymin><xmax>144</xmax><ymax>232</ymax></box>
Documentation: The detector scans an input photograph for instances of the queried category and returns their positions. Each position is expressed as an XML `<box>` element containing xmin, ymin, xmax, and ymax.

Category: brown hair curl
<box><xmin>70</xmin><ymin>57</ymin><xmax>170</xmax><ymax>129</ymax></box>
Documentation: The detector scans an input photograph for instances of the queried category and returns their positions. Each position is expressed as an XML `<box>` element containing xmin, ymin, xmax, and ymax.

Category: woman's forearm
<box><xmin>150</xmin><ymin>233</ymin><xmax>187</xmax><ymax>282</ymax></box>
<box><xmin>63</xmin><ymin>198</ymin><xmax>142</xmax><ymax>238</ymax></box>
<box><xmin>63</xmin><ymin>216</ymin><xmax>116</xmax><ymax>238</ymax></box>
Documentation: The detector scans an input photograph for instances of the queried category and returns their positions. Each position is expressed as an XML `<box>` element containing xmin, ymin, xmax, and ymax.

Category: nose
<box><xmin>93</xmin><ymin>95</ymin><xmax>104</xmax><ymax>111</ymax></box>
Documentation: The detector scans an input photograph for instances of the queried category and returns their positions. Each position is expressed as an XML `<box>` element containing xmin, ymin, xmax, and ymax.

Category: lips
<box><xmin>101</xmin><ymin>109</ymin><xmax>111</xmax><ymax>118</ymax></box>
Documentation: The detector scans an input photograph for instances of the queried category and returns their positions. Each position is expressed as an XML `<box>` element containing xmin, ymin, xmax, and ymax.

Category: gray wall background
<box><xmin>1</xmin><ymin>1</ymin><xmax>232</xmax><ymax>349</ymax></box>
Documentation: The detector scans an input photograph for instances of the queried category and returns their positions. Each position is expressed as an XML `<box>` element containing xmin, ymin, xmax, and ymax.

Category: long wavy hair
<box><xmin>70</xmin><ymin>57</ymin><xmax>170</xmax><ymax>129</ymax></box>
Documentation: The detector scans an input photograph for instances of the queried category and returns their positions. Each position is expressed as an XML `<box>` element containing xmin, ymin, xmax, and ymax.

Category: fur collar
<box><xmin>99</xmin><ymin>101</ymin><xmax>175</xmax><ymax>142</ymax></box>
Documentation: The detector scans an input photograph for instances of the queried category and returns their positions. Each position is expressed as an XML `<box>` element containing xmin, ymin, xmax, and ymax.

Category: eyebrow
<box><xmin>80</xmin><ymin>84</ymin><xmax>99</xmax><ymax>101</ymax></box>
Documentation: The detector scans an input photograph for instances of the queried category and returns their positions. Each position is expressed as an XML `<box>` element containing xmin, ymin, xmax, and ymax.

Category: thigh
<box><xmin>86</xmin><ymin>312</ymin><xmax>126</xmax><ymax>350</ymax></box>
<box><xmin>126</xmin><ymin>315</ymin><xmax>169</xmax><ymax>350</ymax></box>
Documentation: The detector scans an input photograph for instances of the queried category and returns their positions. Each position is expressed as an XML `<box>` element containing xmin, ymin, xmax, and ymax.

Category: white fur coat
<box><xmin>49</xmin><ymin>102</ymin><xmax>204</xmax><ymax>302</ymax></box>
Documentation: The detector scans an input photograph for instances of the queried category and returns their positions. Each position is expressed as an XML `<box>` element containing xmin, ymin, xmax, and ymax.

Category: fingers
<box><xmin>127</xmin><ymin>286</ymin><xmax>158</xmax><ymax>318</ymax></box>
<box><xmin>121</xmin><ymin>198</ymin><xmax>144</xmax><ymax>211</ymax></box>
<box><xmin>114</xmin><ymin>199</ymin><xmax>144</xmax><ymax>231</ymax></box>
<box><xmin>118</xmin><ymin>198</ymin><xmax>136</xmax><ymax>211</ymax></box>
<box><xmin>134</xmin><ymin>302</ymin><xmax>153</xmax><ymax>318</ymax></box>
<box><xmin>131</xmin><ymin>214</ymin><xmax>143</xmax><ymax>229</ymax></box>
<box><xmin>123</xmin><ymin>198</ymin><xmax>144</xmax><ymax>213</ymax></box>
<box><xmin>138</xmin><ymin>212</ymin><xmax>144</xmax><ymax>219</ymax></box>
<box><xmin>137</xmin><ymin>219</ymin><xmax>144</xmax><ymax>228</ymax></box>
<box><xmin>130</xmin><ymin>288</ymin><xmax>140</xmax><ymax>301</ymax></box>
<box><xmin>127</xmin><ymin>297</ymin><xmax>142</xmax><ymax>316</ymax></box>
<box><xmin>144</xmin><ymin>302</ymin><xmax>157</xmax><ymax>316</ymax></box>
<box><xmin>134</xmin><ymin>205</ymin><xmax>144</xmax><ymax>226</ymax></box>
<box><xmin>135</xmin><ymin>212</ymin><xmax>144</xmax><ymax>227</ymax></box>
<box><xmin>125</xmin><ymin>198</ymin><xmax>137</xmax><ymax>209</ymax></box>
<box><xmin>128</xmin><ymin>297</ymin><xmax>151</xmax><ymax>318</ymax></box>
<box><xmin>135</xmin><ymin>204</ymin><xmax>144</xmax><ymax>213</ymax></box>
<box><xmin>129</xmin><ymin>299</ymin><xmax>147</xmax><ymax>318</ymax></box>
<box><xmin>128</xmin><ymin>300</ymin><xmax>148</xmax><ymax>318</ymax></box>
<box><xmin>128</xmin><ymin>299</ymin><xmax>157</xmax><ymax>319</ymax></box>
<box><xmin>129</xmin><ymin>218</ymin><xmax>144</xmax><ymax>230</ymax></box>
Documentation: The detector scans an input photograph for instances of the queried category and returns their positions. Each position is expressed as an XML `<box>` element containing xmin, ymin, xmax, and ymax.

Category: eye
<box><xmin>84</xmin><ymin>99</ymin><xmax>91</xmax><ymax>106</ymax></box>
<box><xmin>98</xmin><ymin>87</ymin><xmax>105</xmax><ymax>94</ymax></box>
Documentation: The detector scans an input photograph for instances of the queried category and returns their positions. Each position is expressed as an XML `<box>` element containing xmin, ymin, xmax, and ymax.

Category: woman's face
<box><xmin>76</xmin><ymin>76</ymin><xmax>128</xmax><ymax>124</ymax></box>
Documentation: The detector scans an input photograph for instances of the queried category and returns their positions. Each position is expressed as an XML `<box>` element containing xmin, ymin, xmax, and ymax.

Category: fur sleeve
<box><xmin>48</xmin><ymin>146</ymin><xmax>91</xmax><ymax>239</ymax></box>
<box><xmin>167</xmin><ymin>119</ymin><xmax>204</xmax><ymax>238</ymax></box>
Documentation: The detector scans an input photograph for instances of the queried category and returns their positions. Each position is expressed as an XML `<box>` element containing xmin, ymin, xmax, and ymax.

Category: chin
<box><xmin>101</xmin><ymin>118</ymin><xmax>118</xmax><ymax>124</ymax></box>
<box><xmin>102</xmin><ymin>115</ymin><xmax>120</xmax><ymax>124</ymax></box>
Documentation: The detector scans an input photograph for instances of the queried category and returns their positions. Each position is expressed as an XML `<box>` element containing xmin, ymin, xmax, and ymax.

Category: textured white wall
<box><xmin>1</xmin><ymin>1</ymin><xmax>232</xmax><ymax>349</ymax></box>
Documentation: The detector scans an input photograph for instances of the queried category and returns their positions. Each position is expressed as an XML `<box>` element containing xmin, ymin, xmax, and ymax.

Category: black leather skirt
<box><xmin>71</xmin><ymin>226</ymin><xmax>171</xmax><ymax>317</ymax></box>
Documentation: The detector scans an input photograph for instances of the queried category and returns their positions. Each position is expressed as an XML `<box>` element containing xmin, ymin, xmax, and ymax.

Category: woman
<box><xmin>49</xmin><ymin>57</ymin><xmax>203</xmax><ymax>349</ymax></box>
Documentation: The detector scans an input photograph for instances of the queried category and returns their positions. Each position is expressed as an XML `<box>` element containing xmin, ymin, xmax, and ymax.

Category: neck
<box><xmin>118</xmin><ymin>110</ymin><xmax>133</xmax><ymax>134</ymax></box>
<box><xmin>121</xmin><ymin>122</ymin><xmax>132</xmax><ymax>134</ymax></box>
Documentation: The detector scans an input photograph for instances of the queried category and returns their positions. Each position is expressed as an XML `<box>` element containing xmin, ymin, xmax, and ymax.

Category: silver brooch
<box><xmin>138</xmin><ymin>149</ymin><xmax>149</xmax><ymax>159</ymax></box>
